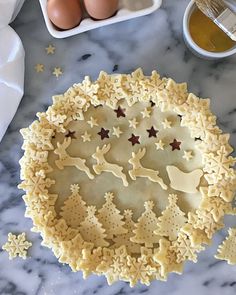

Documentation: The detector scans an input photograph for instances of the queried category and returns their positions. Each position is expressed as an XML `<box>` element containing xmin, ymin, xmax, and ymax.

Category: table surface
<box><xmin>0</xmin><ymin>0</ymin><xmax>236</xmax><ymax>294</ymax></box>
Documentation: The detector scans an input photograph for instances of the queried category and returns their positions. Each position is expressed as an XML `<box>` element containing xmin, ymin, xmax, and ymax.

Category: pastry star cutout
<box><xmin>87</xmin><ymin>117</ymin><xmax>98</xmax><ymax>128</ymax></box>
<box><xmin>128</xmin><ymin>134</ymin><xmax>140</xmax><ymax>146</ymax></box>
<box><xmin>183</xmin><ymin>150</ymin><xmax>193</xmax><ymax>161</ymax></box>
<box><xmin>114</xmin><ymin>106</ymin><xmax>126</xmax><ymax>118</ymax></box>
<box><xmin>52</xmin><ymin>67</ymin><xmax>63</xmax><ymax>78</ymax></box>
<box><xmin>112</xmin><ymin>127</ymin><xmax>123</xmax><ymax>138</ymax></box>
<box><xmin>129</xmin><ymin>118</ymin><xmax>138</xmax><ymax>129</ymax></box>
<box><xmin>162</xmin><ymin>118</ymin><xmax>172</xmax><ymax>129</ymax></box>
<box><xmin>170</xmin><ymin>139</ymin><xmax>181</xmax><ymax>151</ymax></box>
<box><xmin>155</xmin><ymin>140</ymin><xmax>165</xmax><ymax>150</ymax></box>
<box><xmin>141</xmin><ymin>107</ymin><xmax>151</xmax><ymax>118</ymax></box>
<box><xmin>147</xmin><ymin>126</ymin><xmax>158</xmax><ymax>138</ymax></box>
<box><xmin>65</xmin><ymin>130</ymin><xmax>76</xmax><ymax>139</ymax></box>
<box><xmin>81</xmin><ymin>131</ymin><xmax>91</xmax><ymax>142</ymax></box>
<box><xmin>34</xmin><ymin>64</ymin><xmax>44</xmax><ymax>73</ymax></box>
<box><xmin>45</xmin><ymin>44</ymin><xmax>56</xmax><ymax>54</ymax></box>
<box><xmin>98</xmin><ymin>128</ymin><xmax>110</xmax><ymax>140</ymax></box>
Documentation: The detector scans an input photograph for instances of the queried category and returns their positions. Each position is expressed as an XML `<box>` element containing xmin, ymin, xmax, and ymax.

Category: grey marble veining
<box><xmin>0</xmin><ymin>0</ymin><xmax>236</xmax><ymax>294</ymax></box>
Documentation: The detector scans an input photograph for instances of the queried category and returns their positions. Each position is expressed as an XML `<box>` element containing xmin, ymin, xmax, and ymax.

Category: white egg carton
<box><xmin>39</xmin><ymin>0</ymin><xmax>162</xmax><ymax>38</ymax></box>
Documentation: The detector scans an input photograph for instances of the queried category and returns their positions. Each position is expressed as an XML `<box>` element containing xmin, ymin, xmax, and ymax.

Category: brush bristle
<box><xmin>195</xmin><ymin>0</ymin><xmax>226</xmax><ymax>19</ymax></box>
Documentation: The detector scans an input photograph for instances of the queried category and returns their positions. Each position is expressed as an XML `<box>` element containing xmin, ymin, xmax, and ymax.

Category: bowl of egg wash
<box><xmin>183</xmin><ymin>0</ymin><xmax>236</xmax><ymax>59</ymax></box>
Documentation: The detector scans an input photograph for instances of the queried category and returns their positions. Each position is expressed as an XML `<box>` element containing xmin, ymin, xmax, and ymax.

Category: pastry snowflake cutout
<box><xmin>2</xmin><ymin>233</ymin><xmax>32</xmax><ymax>260</ymax></box>
<box><xmin>18</xmin><ymin>69</ymin><xmax>235</xmax><ymax>287</ymax></box>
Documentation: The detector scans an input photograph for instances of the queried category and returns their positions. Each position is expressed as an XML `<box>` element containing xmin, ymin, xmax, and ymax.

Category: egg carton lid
<box><xmin>39</xmin><ymin>0</ymin><xmax>162</xmax><ymax>39</ymax></box>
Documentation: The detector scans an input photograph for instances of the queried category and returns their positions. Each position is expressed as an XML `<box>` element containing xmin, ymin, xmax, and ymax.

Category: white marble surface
<box><xmin>0</xmin><ymin>0</ymin><xmax>236</xmax><ymax>294</ymax></box>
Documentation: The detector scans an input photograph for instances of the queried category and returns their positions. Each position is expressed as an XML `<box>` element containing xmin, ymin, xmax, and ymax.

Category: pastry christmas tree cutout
<box><xmin>131</xmin><ymin>201</ymin><xmax>160</xmax><ymax>248</ymax></box>
<box><xmin>98</xmin><ymin>192</ymin><xmax>127</xmax><ymax>239</ymax></box>
<box><xmin>166</xmin><ymin>165</ymin><xmax>203</xmax><ymax>193</ymax></box>
<box><xmin>155</xmin><ymin>194</ymin><xmax>187</xmax><ymax>241</ymax></box>
<box><xmin>18</xmin><ymin>69</ymin><xmax>235</xmax><ymax>286</ymax></box>
<box><xmin>60</xmin><ymin>184</ymin><xmax>87</xmax><ymax>228</ymax></box>
<box><xmin>79</xmin><ymin>206</ymin><xmax>109</xmax><ymax>247</ymax></box>
<box><xmin>215</xmin><ymin>228</ymin><xmax>236</xmax><ymax>264</ymax></box>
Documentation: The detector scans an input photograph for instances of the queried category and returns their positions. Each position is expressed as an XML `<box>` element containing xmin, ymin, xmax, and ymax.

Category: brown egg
<box><xmin>47</xmin><ymin>0</ymin><xmax>82</xmax><ymax>30</ymax></box>
<box><xmin>84</xmin><ymin>0</ymin><xmax>119</xmax><ymax>20</ymax></box>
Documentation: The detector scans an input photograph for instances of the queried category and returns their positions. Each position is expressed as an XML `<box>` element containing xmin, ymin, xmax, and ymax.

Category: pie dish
<box><xmin>18</xmin><ymin>69</ymin><xmax>236</xmax><ymax>286</ymax></box>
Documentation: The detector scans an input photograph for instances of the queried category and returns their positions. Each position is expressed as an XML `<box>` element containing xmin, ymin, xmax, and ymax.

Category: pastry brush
<box><xmin>195</xmin><ymin>0</ymin><xmax>236</xmax><ymax>41</ymax></box>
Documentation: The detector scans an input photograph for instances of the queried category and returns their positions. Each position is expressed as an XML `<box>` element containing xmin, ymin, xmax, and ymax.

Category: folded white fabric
<box><xmin>0</xmin><ymin>0</ymin><xmax>25</xmax><ymax>142</ymax></box>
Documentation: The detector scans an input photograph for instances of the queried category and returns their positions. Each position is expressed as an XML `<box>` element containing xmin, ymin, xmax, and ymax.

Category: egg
<box><xmin>47</xmin><ymin>0</ymin><xmax>82</xmax><ymax>30</ymax></box>
<box><xmin>84</xmin><ymin>0</ymin><xmax>119</xmax><ymax>20</ymax></box>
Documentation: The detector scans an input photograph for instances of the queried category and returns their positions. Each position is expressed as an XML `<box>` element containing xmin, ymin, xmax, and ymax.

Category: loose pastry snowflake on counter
<box><xmin>18</xmin><ymin>69</ymin><xmax>236</xmax><ymax>286</ymax></box>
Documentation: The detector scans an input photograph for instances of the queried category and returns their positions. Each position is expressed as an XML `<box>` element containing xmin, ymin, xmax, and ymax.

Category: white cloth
<box><xmin>0</xmin><ymin>0</ymin><xmax>25</xmax><ymax>142</ymax></box>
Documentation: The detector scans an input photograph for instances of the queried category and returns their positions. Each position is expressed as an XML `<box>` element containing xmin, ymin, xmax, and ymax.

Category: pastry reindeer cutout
<box><xmin>92</xmin><ymin>144</ymin><xmax>128</xmax><ymax>187</ymax></box>
<box><xmin>54</xmin><ymin>137</ymin><xmax>94</xmax><ymax>179</ymax></box>
<box><xmin>128</xmin><ymin>148</ymin><xmax>167</xmax><ymax>190</ymax></box>
<box><xmin>166</xmin><ymin>165</ymin><xmax>203</xmax><ymax>194</ymax></box>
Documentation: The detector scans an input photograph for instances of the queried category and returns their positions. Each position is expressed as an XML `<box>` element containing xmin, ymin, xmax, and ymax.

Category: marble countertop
<box><xmin>0</xmin><ymin>0</ymin><xmax>236</xmax><ymax>294</ymax></box>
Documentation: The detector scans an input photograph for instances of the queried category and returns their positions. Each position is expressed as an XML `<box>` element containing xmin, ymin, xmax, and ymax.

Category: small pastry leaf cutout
<box><xmin>98</xmin><ymin>192</ymin><xmax>127</xmax><ymax>239</ymax></box>
<box><xmin>113</xmin><ymin>210</ymin><xmax>141</xmax><ymax>254</ymax></box>
<box><xmin>167</xmin><ymin>165</ymin><xmax>203</xmax><ymax>193</ymax></box>
<box><xmin>98</xmin><ymin>128</ymin><xmax>110</xmax><ymax>140</ymax></box>
<box><xmin>60</xmin><ymin>184</ymin><xmax>87</xmax><ymax>228</ymax></box>
<box><xmin>128</xmin><ymin>134</ymin><xmax>140</xmax><ymax>146</ymax></box>
<box><xmin>2</xmin><ymin>232</ymin><xmax>32</xmax><ymax>260</ymax></box>
<box><xmin>215</xmin><ymin>228</ymin><xmax>236</xmax><ymax>264</ymax></box>
<box><xmin>54</xmin><ymin>137</ymin><xmax>94</xmax><ymax>179</ymax></box>
<box><xmin>79</xmin><ymin>206</ymin><xmax>109</xmax><ymax>247</ymax></box>
<box><xmin>92</xmin><ymin>144</ymin><xmax>128</xmax><ymax>187</ymax></box>
<box><xmin>129</xmin><ymin>148</ymin><xmax>167</xmax><ymax>190</ymax></box>
<box><xmin>114</xmin><ymin>106</ymin><xmax>126</xmax><ymax>118</ymax></box>
<box><xmin>131</xmin><ymin>201</ymin><xmax>160</xmax><ymax>247</ymax></box>
<box><xmin>169</xmin><ymin>139</ymin><xmax>181</xmax><ymax>151</ymax></box>
<box><xmin>146</xmin><ymin>126</ymin><xmax>158</xmax><ymax>138</ymax></box>
<box><xmin>155</xmin><ymin>194</ymin><xmax>187</xmax><ymax>241</ymax></box>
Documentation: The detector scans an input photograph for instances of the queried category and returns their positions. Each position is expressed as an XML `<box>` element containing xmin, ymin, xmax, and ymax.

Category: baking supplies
<box><xmin>39</xmin><ymin>0</ymin><xmax>162</xmax><ymax>38</ymax></box>
<box><xmin>189</xmin><ymin>7</ymin><xmax>235</xmax><ymax>52</ymax></box>
<box><xmin>195</xmin><ymin>0</ymin><xmax>236</xmax><ymax>41</ymax></box>
<box><xmin>84</xmin><ymin>0</ymin><xmax>119</xmax><ymax>20</ymax></box>
<box><xmin>47</xmin><ymin>0</ymin><xmax>82</xmax><ymax>30</ymax></box>
<box><xmin>183</xmin><ymin>0</ymin><xmax>236</xmax><ymax>59</ymax></box>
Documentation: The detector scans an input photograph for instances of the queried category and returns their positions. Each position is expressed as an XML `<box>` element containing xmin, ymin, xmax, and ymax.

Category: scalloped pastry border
<box><xmin>18</xmin><ymin>69</ymin><xmax>236</xmax><ymax>287</ymax></box>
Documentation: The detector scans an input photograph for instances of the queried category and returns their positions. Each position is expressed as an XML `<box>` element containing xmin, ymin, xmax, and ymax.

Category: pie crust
<box><xmin>18</xmin><ymin>69</ymin><xmax>236</xmax><ymax>286</ymax></box>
